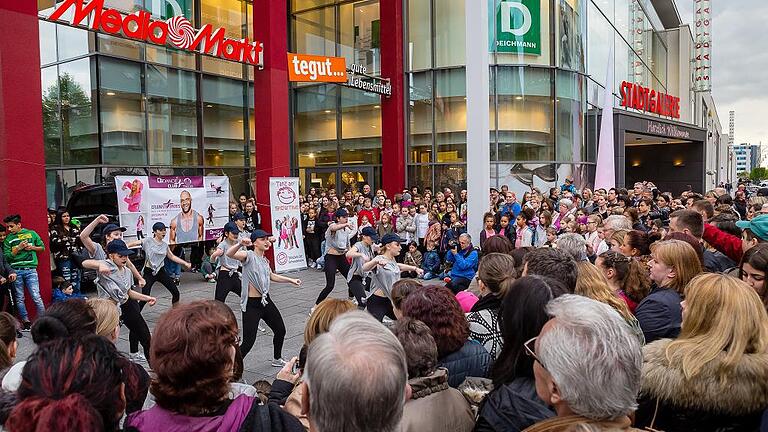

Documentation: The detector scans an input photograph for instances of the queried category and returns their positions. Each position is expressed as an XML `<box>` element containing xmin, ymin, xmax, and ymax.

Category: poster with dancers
<box><xmin>269</xmin><ymin>177</ymin><xmax>307</xmax><ymax>273</ymax></box>
<box><xmin>115</xmin><ymin>175</ymin><xmax>230</xmax><ymax>244</ymax></box>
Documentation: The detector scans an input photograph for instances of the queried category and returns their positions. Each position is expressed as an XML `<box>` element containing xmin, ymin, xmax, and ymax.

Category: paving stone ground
<box><xmin>15</xmin><ymin>266</ymin><xmax>442</xmax><ymax>384</ymax></box>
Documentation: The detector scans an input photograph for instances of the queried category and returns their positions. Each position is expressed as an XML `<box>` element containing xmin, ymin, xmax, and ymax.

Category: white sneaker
<box><xmin>130</xmin><ymin>352</ymin><xmax>147</xmax><ymax>363</ymax></box>
<box><xmin>271</xmin><ymin>358</ymin><xmax>287</xmax><ymax>367</ymax></box>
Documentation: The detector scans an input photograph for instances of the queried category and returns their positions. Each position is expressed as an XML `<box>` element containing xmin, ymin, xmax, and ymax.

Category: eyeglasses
<box><xmin>523</xmin><ymin>336</ymin><xmax>544</xmax><ymax>368</ymax></box>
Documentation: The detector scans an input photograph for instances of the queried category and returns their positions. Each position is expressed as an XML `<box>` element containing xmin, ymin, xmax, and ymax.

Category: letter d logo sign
<box><xmin>501</xmin><ymin>2</ymin><xmax>531</xmax><ymax>36</ymax></box>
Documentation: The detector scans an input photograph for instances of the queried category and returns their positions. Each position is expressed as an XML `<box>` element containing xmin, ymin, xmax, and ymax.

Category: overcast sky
<box><xmin>676</xmin><ymin>0</ymin><xmax>767</xmax><ymax>146</ymax></box>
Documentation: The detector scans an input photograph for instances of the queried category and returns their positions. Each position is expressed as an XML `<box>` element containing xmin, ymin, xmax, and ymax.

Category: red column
<box><xmin>380</xmin><ymin>0</ymin><xmax>406</xmax><ymax>194</ymax></box>
<box><xmin>0</xmin><ymin>1</ymin><xmax>52</xmax><ymax>311</ymax></box>
<box><xmin>252</xmin><ymin>0</ymin><xmax>290</xmax><ymax>261</ymax></box>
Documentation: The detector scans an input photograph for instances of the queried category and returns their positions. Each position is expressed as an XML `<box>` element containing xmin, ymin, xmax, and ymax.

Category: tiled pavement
<box><xmin>15</xmin><ymin>267</ymin><xmax>441</xmax><ymax>384</ymax></box>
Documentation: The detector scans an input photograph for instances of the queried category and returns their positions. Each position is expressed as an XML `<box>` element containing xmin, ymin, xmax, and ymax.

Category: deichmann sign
<box><xmin>47</xmin><ymin>0</ymin><xmax>264</xmax><ymax>67</ymax></box>
<box><xmin>619</xmin><ymin>81</ymin><xmax>681</xmax><ymax>120</ymax></box>
<box><xmin>491</xmin><ymin>0</ymin><xmax>541</xmax><ymax>55</ymax></box>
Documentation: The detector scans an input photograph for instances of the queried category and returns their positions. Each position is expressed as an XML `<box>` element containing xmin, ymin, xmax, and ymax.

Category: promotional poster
<box><xmin>269</xmin><ymin>177</ymin><xmax>307</xmax><ymax>273</ymax></box>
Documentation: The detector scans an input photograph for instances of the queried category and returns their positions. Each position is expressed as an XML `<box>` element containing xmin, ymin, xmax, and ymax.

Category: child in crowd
<box><xmin>51</xmin><ymin>276</ymin><xmax>86</xmax><ymax>303</ymax></box>
<box><xmin>402</xmin><ymin>242</ymin><xmax>423</xmax><ymax>278</ymax></box>
<box><xmin>421</xmin><ymin>239</ymin><xmax>441</xmax><ymax>280</ymax></box>
<box><xmin>543</xmin><ymin>227</ymin><xmax>558</xmax><ymax>247</ymax></box>
<box><xmin>200</xmin><ymin>246</ymin><xmax>217</xmax><ymax>283</ymax></box>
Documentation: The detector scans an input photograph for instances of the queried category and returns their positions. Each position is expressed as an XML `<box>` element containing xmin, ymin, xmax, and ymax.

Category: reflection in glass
<box><xmin>200</xmin><ymin>0</ymin><xmax>245</xmax><ymax>78</ymax></box>
<box><xmin>41</xmin><ymin>66</ymin><xmax>61</xmax><ymax>165</ymax></box>
<box><xmin>60</xmin><ymin>58</ymin><xmax>99</xmax><ymax>165</ymax></box>
<box><xmin>434</xmin><ymin>69</ymin><xmax>466</xmax><ymax>162</ymax></box>
<box><xmin>434</xmin><ymin>165</ymin><xmax>467</xmax><ymax>194</ymax></box>
<box><xmin>434</xmin><ymin>0</ymin><xmax>465</xmax><ymax>67</ymax></box>
<box><xmin>146</xmin><ymin>66</ymin><xmax>198</xmax><ymax>166</ymax></box>
<box><xmin>557</xmin><ymin>0</ymin><xmax>586</xmax><ymax>72</ymax></box>
<box><xmin>98</xmin><ymin>34</ymin><xmax>144</xmax><ymax>61</ymax></box>
<box><xmin>408</xmin><ymin>72</ymin><xmax>433</xmax><ymax>164</ymax></box>
<box><xmin>39</xmin><ymin>20</ymin><xmax>57</xmax><ymax>66</ymax></box>
<box><xmin>293</xmin><ymin>8</ymin><xmax>336</xmax><ymax>57</ymax></box>
<box><xmin>555</xmin><ymin>71</ymin><xmax>585</xmax><ymax>162</ymax></box>
<box><xmin>295</xmin><ymin>84</ymin><xmax>338</xmax><ymax>167</ymax></box>
<box><xmin>340</xmin><ymin>1</ymin><xmax>381</xmax><ymax>76</ymax></box>
<box><xmin>57</xmin><ymin>25</ymin><xmax>93</xmax><ymax>61</ymax></box>
<box><xmin>341</xmin><ymin>88</ymin><xmax>381</xmax><ymax>165</ymax></box>
<box><xmin>99</xmin><ymin>58</ymin><xmax>146</xmax><ymax>165</ymax></box>
<box><xmin>496</xmin><ymin>67</ymin><xmax>554</xmax><ymax>162</ymax></box>
<box><xmin>202</xmin><ymin>76</ymin><xmax>246</xmax><ymax>166</ymax></box>
<box><xmin>408</xmin><ymin>0</ymin><xmax>431</xmax><ymax>71</ymax></box>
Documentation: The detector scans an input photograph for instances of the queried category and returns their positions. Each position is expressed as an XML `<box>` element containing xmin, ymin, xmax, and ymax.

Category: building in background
<box><xmin>733</xmin><ymin>144</ymin><xmax>752</xmax><ymax>177</ymax></box>
<box><xmin>751</xmin><ymin>143</ymin><xmax>762</xmax><ymax>170</ymax></box>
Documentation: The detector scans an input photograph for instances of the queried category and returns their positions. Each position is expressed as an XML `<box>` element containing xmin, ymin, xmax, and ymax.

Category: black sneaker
<box><xmin>22</xmin><ymin>321</ymin><xmax>31</xmax><ymax>332</ymax></box>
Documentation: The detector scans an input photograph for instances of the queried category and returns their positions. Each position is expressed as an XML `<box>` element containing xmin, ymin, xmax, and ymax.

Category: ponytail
<box><xmin>623</xmin><ymin>259</ymin><xmax>652</xmax><ymax>303</ymax></box>
<box><xmin>477</xmin><ymin>253</ymin><xmax>517</xmax><ymax>297</ymax></box>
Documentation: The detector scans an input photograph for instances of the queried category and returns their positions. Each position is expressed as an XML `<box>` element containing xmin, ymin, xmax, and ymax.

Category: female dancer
<box><xmin>209</xmin><ymin>221</ymin><xmax>243</xmax><ymax>303</ymax></box>
<box><xmin>80</xmin><ymin>214</ymin><xmax>146</xmax><ymax>289</ymax></box>
<box><xmin>314</xmin><ymin>209</ymin><xmax>353</xmax><ymax>310</ymax></box>
<box><xmin>345</xmin><ymin>226</ymin><xmax>378</xmax><ymax>308</ymax></box>
<box><xmin>363</xmin><ymin>233</ymin><xmax>423</xmax><ymax>321</ymax></box>
<box><xmin>226</xmin><ymin>229</ymin><xmax>301</xmax><ymax>367</ymax></box>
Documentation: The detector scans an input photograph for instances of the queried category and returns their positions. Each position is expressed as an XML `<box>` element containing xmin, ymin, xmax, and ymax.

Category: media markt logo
<box><xmin>493</xmin><ymin>0</ymin><xmax>540</xmax><ymax>55</ymax></box>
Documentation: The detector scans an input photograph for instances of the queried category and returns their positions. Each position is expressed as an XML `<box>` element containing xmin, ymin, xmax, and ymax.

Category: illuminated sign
<box><xmin>287</xmin><ymin>53</ymin><xmax>347</xmax><ymax>83</ymax></box>
<box><xmin>47</xmin><ymin>0</ymin><xmax>263</xmax><ymax>67</ymax></box>
<box><xmin>619</xmin><ymin>81</ymin><xmax>680</xmax><ymax>120</ymax></box>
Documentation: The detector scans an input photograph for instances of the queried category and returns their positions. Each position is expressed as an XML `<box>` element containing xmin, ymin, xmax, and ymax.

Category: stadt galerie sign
<box><xmin>47</xmin><ymin>0</ymin><xmax>264</xmax><ymax>67</ymax></box>
<box><xmin>619</xmin><ymin>81</ymin><xmax>681</xmax><ymax>120</ymax></box>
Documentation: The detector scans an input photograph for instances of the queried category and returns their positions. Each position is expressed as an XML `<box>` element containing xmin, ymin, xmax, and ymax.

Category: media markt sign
<box><xmin>492</xmin><ymin>0</ymin><xmax>541</xmax><ymax>55</ymax></box>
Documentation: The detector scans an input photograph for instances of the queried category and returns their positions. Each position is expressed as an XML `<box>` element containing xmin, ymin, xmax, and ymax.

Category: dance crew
<box><xmin>362</xmin><ymin>233</ymin><xmax>423</xmax><ymax>321</ymax></box>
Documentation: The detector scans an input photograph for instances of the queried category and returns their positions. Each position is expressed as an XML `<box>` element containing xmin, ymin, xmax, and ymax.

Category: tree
<box><xmin>749</xmin><ymin>167</ymin><xmax>768</xmax><ymax>182</ymax></box>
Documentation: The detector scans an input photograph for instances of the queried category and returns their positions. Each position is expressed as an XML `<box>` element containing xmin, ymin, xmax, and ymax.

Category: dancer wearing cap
<box><xmin>362</xmin><ymin>233</ymin><xmax>423</xmax><ymax>321</ymax></box>
<box><xmin>80</xmin><ymin>214</ymin><xmax>146</xmax><ymax>288</ymax></box>
<box><xmin>82</xmin><ymin>239</ymin><xmax>157</xmax><ymax>363</ymax></box>
<box><xmin>345</xmin><ymin>226</ymin><xmax>379</xmax><ymax>308</ymax></box>
<box><xmin>126</xmin><ymin>222</ymin><xmax>191</xmax><ymax>306</ymax></box>
<box><xmin>226</xmin><ymin>229</ymin><xmax>301</xmax><ymax>367</ymax></box>
<box><xmin>314</xmin><ymin>208</ymin><xmax>354</xmax><ymax>310</ymax></box>
<box><xmin>232</xmin><ymin>212</ymin><xmax>249</xmax><ymax>239</ymax></box>
<box><xmin>209</xmin><ymin>221</ymin><xmax>244</xmax><ymax>302</ymax></box>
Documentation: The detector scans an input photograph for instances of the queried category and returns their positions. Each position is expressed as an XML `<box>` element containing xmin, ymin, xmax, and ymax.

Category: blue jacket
<box><xmin>52</xmin><ymin>289</ymin><xmax>86</xmax><ymax>303</ymax></box>
<box><xmin>634</xmin><ymin>286</ymin><xmax>682</xmax><ymax>344</ymax></box>
<box><xmin>446</xmin><ymin>247</ymin><xmax>479</xmax><ymax>281</ymax></box>
<box><xmin>499</xmin><ymin>202</ymin><xmax>521</xmax><ymax>219</ymax></box>
<box><xmin>421</xmin><ymin>250</ymin><xmax>441</xmax><ymax>275</ymax></box>
<box><xmin>438</xmin><ymin>339</ymin><xmax>491</xmax><ymax>388</ymax></box>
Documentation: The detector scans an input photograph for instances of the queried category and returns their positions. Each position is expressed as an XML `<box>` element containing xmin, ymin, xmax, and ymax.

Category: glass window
<box><xmin>143</xmin><ymin>0</ymin><xmax>194</xmax><ymax>20</ymax></box>
<box><xmin>408</xmin><ymin>0</ymin><xmax>431</xmax><ymax>70</ymax></box>
<box><xmin>39</xmin><ymin>20</ymin><xmax>57</xmax><ymax>66</ymax></box>
<box><xmin>292</xmin><ymin>0</ymin><xmax>335</xmax><ymax>13</ymax></box>
<box><xmin>434</xmin><ymin>164</ymin><xmax>467</xmax><ymax>193</ymax></box>
<box><xmin>146</xmin><ymin>46</ymin><xmax>197</xmax><ymax>69</ymax></box>
<box><xmin>57</xmin><ymin>24</ymin><xmax>95</xmax><ymax>61</ymax></box>
<box><xmin>408</xmin><ymin>165</ymin><xmax>432</xmax><ymax>192</ymax></box>
<box><xmin>615</xmin><ymin>35</ymin><xmax>630</xmax><ymax>90</ymax></box>
<box><xmin>146</xmin><ymin>66</ymin><xmax>198</xmax><ymax>166</ymax></box>
<box><xmin>201</xmin><ymin>0</ymin><xmax>245</xmax><ymax>78</ymax></box>
<box><xmin>555</xmin><ymin>70</ymin><xmax>585</xmax><ymax>161</ymax></box>
<box><xmin>340</xmin><ymin>1</ymin><xmax>381</xmax><ymax>76</ymax></box>
<box><xmin>202</xmin><ymin>75</ymin><xmax>246</xmax><ymax>166</ymax></box>
<box><xmin>98</xmin><ymin>34</ymin><xmax>144</xmax><ymax>61</ymax></box>
<box><xmin>340</xmin><ymin>88</ymin><xmax>381</xmax><ymax>164</ymax></box>
<box><xmin>247</xmin><ymin>83</ymin><xmax>256</xmax><ymax>167</ymax></box>
<box><xmin>587</xmin><ymin>2</ymin><xmax>612</xmax><ymax>87</ymax></box>
<box><xmin>652</xmin><ymin>32</ymin><xmax>667</xmax><ymax>89</ymax></box>
<box><xmin>496</xmin><ymin>66</ymin><xmax>553</xmax><ymax>161</ymax></box>
<box><xmin>556</xmin><ymin>0</ymin><xmax>586</xmax><ymax>72</ymax></box>
<box><xmin>293</xmin><ymin>8</ymin><xmax>336</xmax><ymax>57</ymax></box>
<box><xmin>41</xmin><ymin>66</ymin><xmax>61</xmax><ymax>165</ymax></box>
<box><xmin>434</xmin><ymin>0</ymin><xmax>465</xmax><ymax>67</ymax></box>
<box><xmin>434</xmin><ymin>69</ymin><xmax>466</xmax><ymax>162</ymax></box>
<box><xmin>408</xmin><ymin>72</ymin><xmax>433</xmax><ymax>164</ymax></box>
<box><xmin>99</xmin><ymin>57</ymin><xmax>146</xmax><ymax>165</ymax></box>
<box><xmin>294</xmin><ymin>84</ymin><xmax>338</xmax><ymax>167</ymax></box>
<box><xmin>60</xmin><ymin>58</ymin><xmax>99</xmax><ymax>165</ymax></box>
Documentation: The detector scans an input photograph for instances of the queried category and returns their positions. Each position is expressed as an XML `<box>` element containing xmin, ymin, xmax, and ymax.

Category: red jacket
<box><xmin>702</xmin><ymin>224</ymin><xmax>743</xmax><ymax>263</ymax></box>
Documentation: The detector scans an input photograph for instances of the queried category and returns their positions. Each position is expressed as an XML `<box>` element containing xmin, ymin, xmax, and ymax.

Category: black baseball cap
<box><xmin>233</xmin><ymin>211</ymin><xmax>247</xmax><ymax>221</ymax></box>
<box><xmin>152</xmin><ymin>222</ymin><xmax>167</xmax><ymax>231</ymax></box>
<box><xmin>360</xmin><ymin>226</ymin><xmax>379</xmax><ymax>241</ymax></box>
<box><xmin>223</xmin><ymin>221</ymin><xmax>239</xmax><ymax>234</ymax></box>
<box><xmin>101</xmin><ymin>223</ymin><xmax>126</xmax><ymax>237</ymax></box>
<box><xmin>334</xmin><ymin>208</ymin><xmax>349</xmax><ymax>218</ymax></box>
<box><xmin>106</xmin><ymin>239</ymin><xmax>135</xmax><ymax>256</ymax></box>
<box><xmin>250</xmin><ymin>229</ymin><xmax>272</xmax><ymax>241</ymax></box>
<box><xmin>380</xmin><ymin>233</ymin><xmax>405</xmax><ymax>245</ymax></box>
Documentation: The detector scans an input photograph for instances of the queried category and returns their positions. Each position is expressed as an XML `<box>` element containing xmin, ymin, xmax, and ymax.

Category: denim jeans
<box><xmin>57</xmin><ymin>259</ymin><xmax>81</xmax><ymax>293</ymax></box>
<box><xmin>13</xmin><ymin>268</ymin><xmax>45</xmax><ymax>321</ymax></box>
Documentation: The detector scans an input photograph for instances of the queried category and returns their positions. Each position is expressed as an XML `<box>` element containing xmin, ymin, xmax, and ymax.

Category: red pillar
<box><xmin>252</xmin><ymin>0</ymin><xmax>290</xmax><ymax>261</ymax></box>
<box><xmin>0</xmin><ymin>1</ymin><xmax>52</xmax><ymax>311</ymax></box>
<box><xmin>380</xmin><ymin>0</ymin><xmax>406</xmax><ymax>194</ymax></box>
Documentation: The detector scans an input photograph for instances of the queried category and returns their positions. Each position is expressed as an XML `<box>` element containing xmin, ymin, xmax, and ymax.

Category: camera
<box><xmin>448</xmin><ymin>240</ymin><xmax>458</xmax><ymax>250</ymax></box>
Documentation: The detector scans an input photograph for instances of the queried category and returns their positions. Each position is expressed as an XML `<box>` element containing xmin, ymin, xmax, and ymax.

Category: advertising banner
<box><xmin>114</xmin><ymin>175</ymin><xmax>230</xmax><ymax>244</ymax></box>
<box><xmin>694</xmin><ymin>0</ymin><xmax>712</xmax><ymax>91</ymax></box>
<box><xmin>491</xmin><ymin>0</ymin><xmax>541</xmax><ymax>55</ymax></box>
<box><xmin>269</xmin><ymin>178</ymin><xmax>307</xmax><ymax>273</ymax></box>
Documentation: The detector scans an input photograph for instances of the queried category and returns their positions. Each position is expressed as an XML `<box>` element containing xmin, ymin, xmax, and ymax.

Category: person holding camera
<box><xmin>444</xmin><ymin>233</ymin><xmax>479</xmax><ymax>294</ymax></box>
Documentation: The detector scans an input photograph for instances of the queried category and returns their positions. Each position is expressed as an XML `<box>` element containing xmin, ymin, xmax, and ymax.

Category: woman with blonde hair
<box><xmin>87</xmin><ymin>298</ymin><xmax>120</xmax><ymax>342</ymax></box>
<box><xmin>635</xmin><ymin>273</ymin><xmax>768</xmax><ymax>430</ymax></box>
<box><xmin>608</xmin><ymin>229</ymin><xmax>629</xmax><ymax>253</ymax></box>
<box><xmin>636</xmin><ymin>239</ymin><xmax>702</xmax><ymax>343</ymax></box>
<box><xmin>303</xmin><ymin>298</ymin><xmax>356</xmax><ymax>346</ymax></box>
<box><xmin>575</xmin><ymin>262</ymin><xmax>644</xmax><ymax>344</ymax></box>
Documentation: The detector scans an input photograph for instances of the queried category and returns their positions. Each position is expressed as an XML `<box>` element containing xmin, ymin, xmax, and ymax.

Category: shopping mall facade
<box><xmin>3</xmin><ymin>0</ymin><xmax>725</xmax><ymax>213</ymax></box>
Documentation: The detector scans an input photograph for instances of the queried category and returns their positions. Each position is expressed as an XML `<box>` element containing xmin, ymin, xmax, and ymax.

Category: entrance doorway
<box><xmin>624</xmin><ymin>132</ymin><xmax>702</xmax><ymax>195</ymax></box>
<box><xmin>304</xmin><ymin>167</ymin><xmax>374</xmax><ymax>195</ymax></box>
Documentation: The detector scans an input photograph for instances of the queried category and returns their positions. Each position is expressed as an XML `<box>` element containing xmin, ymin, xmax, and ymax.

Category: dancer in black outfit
<box><xmin>314</xmin><ymin>208</ymin><xmax>353</xmax><ymax>311</ymax></box>
<box><xmin>226</xmin><ymin>229</ymin><xmax>301</xmax><ymax>367</ymax></box>
<box><xmin>209</xmin><ymin>221</ymin><xmax>243</xmax><ymax>302</ymax></box>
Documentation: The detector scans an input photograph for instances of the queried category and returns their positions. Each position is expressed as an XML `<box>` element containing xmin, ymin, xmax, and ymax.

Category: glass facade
<box><xmin>39</xmin><ymin>0</ymin><xmax>255</xmax><ymax>207</ymax></box>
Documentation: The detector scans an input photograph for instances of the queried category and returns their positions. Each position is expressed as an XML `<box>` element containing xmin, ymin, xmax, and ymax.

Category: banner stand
<box><xmin>268</xmin><ymin>177</ymin><xmax>307</xmax><ymax>273</ymax></box>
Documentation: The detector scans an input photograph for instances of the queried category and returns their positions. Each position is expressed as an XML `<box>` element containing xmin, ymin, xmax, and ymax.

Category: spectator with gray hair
<box><xmin>556</xmin><ymin>233</ymin><xmax>588</xmax><ymax>262</ymax></box>
<box><xmin>596</xmin><ymin>215</ymin><xmax>633</xmax><ymax>255</ymax></box>
<box><xmin>301</xmin><ymin>310</ymin><xmax>409</xmax><ymax>432</ymax></box>
<box><xmin>445</xmin><ymin>233</ymin><xmax>479</xmax><ymax>294</ymax></box>
<box><xmin>526</xmin><ymin>295</ymin><xmax>643</xmax><ymax>431</ymax></box>
<box><xmin>552</xmin><ymin>199</ymin><xmax>574</xmax><ymax>232</ymax></box>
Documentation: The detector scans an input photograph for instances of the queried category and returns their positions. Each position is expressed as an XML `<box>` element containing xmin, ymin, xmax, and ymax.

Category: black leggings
<box><xmin>215</xmin><ymin>269</ymin><xmax>241</xmax><ymax>302</ymax></box>
<box><xmin>366</xmin><ymin>295</ymin><xmax>395</xmax><ymax>322</ymax></box>
<box><xmin>316</xmin><ymin>254</ymin><xmax>350</xmax><ymax>304</ymax></box>
<box><xmin>141</xmin><ymin>267</ymin><xmax>180</xmax><ymax>305</ymax></box>
<box><xmin>241</xmin><ymin>296</ymin><xmax>286</xmax><ymax>359</ymax></box>
<box><xmin>124</xmin><ymin>299</ymin><xmax>151</xmax><ymax>360</ymax></box>
<box><xmin>348</xmin><ymin>275</ymin><xmax>369</xmax><ymax>308</ymax></box>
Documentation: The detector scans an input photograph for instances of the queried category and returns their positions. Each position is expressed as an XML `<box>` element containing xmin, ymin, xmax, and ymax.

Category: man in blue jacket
<box><xmin>444</xmin><ymin>233</ymin><xmax>479</xmax><ymax>294</ymax></box>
